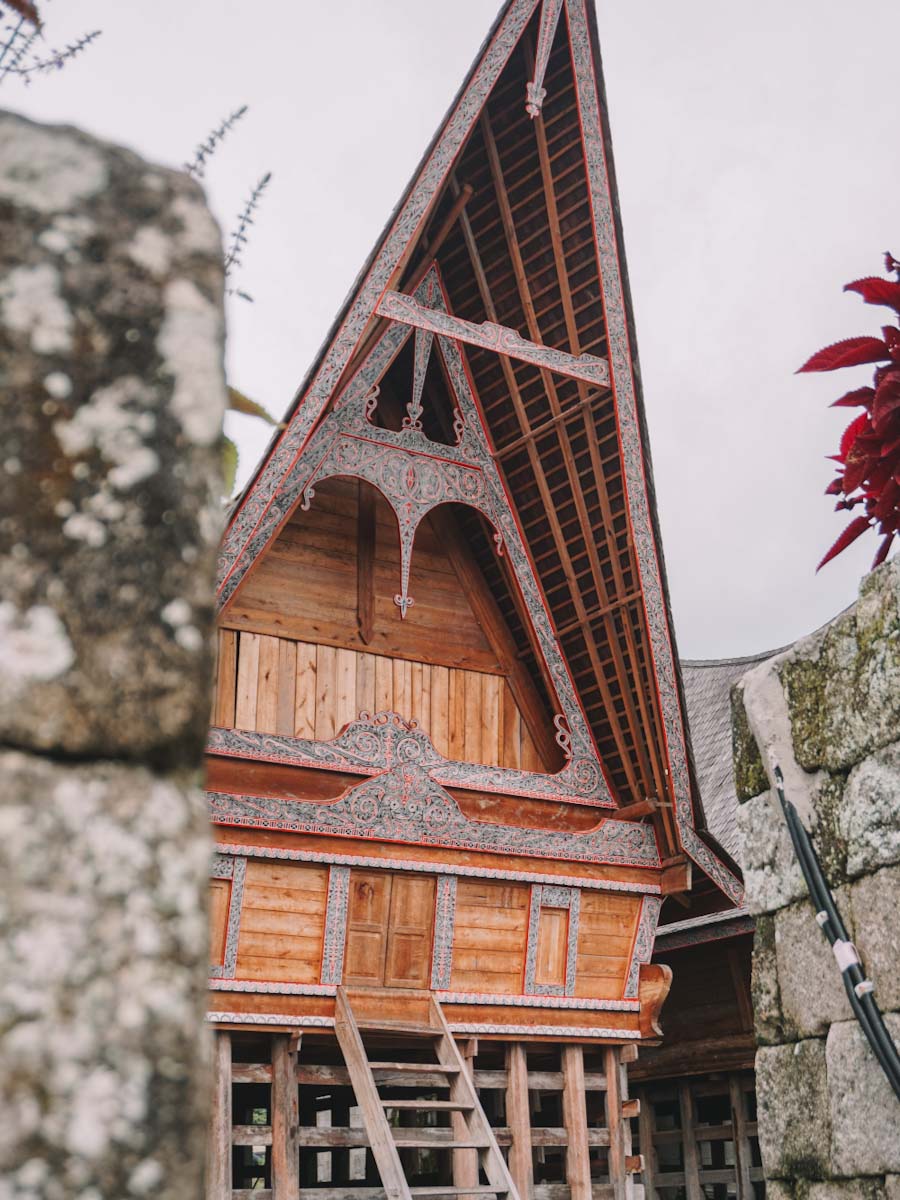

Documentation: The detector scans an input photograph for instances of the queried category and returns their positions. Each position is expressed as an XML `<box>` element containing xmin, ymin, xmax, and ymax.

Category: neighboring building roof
<box><xmin>680</xmin><ymin>651</ymin><xmax>778</xmax><ymax>864</ymax></box>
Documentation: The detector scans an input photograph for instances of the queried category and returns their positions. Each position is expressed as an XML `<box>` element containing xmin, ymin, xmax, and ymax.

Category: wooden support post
<box><xmin>604</xmin><ymin>1046</ymin><xmax>628</xmax><ymax>1200</ymax></box>
<box><xmin>453</xmin><ymin>1038</ymin><xmax>479</xmax><ymax>1198</ymax></box>
<box><xmin>729</xmin><ymin>1074</ymin><xmax>753</xmax><ymax>1199</ymax></box>
<box><xmin>677</xmin><ymin>1083</ymin><xmax>702</xmax><ymax>1200</ymax></box>
<box><xmin>562</xmin><ymin>1046</ymin><xmax>591</xmax><ymax>1200</ymax></box>
<box><xmin>506</xmin><ymin>1043</ymin><xmax>534</xmax><ymax>1200</ymax></box>
<box><xmin>207</xmin><ymin>1030</ymin><xmax>232</xmax><ymax>1200</ymax></box>
<box><xmin>272</xmin><ymin>1034</ymin><xmax>301</xmax><ymax>1200</ymax></box>
<box><xmin>635</xmin><ymin>1088</ymin><xmax>656</xmax><ymax>1200</ymax></box>
<box><xmin>357</xmin><ymin>485</ymin><xmax>375</xmax><ymax>645</ymax></box>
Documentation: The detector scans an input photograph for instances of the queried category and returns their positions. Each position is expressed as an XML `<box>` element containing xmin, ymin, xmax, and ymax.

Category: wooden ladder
<box><xmin>334</xmin><ymin>989</ymin><xmax>520</xmax><ymax>1200</ymax></box>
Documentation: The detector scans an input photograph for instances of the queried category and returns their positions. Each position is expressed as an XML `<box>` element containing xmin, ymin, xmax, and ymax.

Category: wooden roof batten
<box><xmin>218</xmin><ymin>0</ymin><xmax>744</xmax><ymax>905</ymax></box>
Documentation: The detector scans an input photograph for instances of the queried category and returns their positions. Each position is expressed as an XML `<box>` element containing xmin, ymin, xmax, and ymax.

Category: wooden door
<box><xmin>343</xmin><ymin>870</ymin><xmax>436</xmax><ymax>989</ymax></box>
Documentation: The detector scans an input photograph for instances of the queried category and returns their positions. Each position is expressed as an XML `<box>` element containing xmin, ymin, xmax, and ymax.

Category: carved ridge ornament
<box><xmin>207</xmin><ymin>755</ymin><xmax>660</xmax><ymax>870</ymax></box>
<box><xmin>375</xmin><ymin>289</ymin><xmax>610</xmax><ymax>387</ymax></box>
<box><xmin>208</xmin><ymin>709</ymin><xmax>608</xmax><ymax>808</ymax></box>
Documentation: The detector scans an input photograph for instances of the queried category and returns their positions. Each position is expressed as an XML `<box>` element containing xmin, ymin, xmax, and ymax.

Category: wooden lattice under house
<box><xmin>205</xmin><ymin>3</ymin><xmax>759</xmax><ymax>1199</ymax></box>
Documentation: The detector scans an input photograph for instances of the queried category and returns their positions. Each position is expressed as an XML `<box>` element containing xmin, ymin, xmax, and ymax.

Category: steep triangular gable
<box><xmin>220</xmin><ymin>268</ymin><xmax>614</xmax><ymax>809</ymax></box>
<box><xmin>217</xmin><ymin>0</ymin><xmax>743</xmax><ymax>904</ymax></box>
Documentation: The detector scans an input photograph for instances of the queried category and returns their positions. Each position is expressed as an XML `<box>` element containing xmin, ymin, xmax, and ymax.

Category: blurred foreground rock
<box><xmin>0</xmin><ymin>111</ymin><xmax>225</xmax><ymax>1200</ymax></box>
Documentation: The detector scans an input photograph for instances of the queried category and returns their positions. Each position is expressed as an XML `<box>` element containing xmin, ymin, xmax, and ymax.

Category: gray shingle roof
<box><xmin>679</xmin><ymin>651</ymin><xmax>779</xmax><ymax>865</ymax></box>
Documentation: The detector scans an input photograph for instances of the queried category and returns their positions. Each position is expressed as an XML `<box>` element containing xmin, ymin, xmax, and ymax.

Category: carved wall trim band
<box><xmin>209</xmin><ymin>980</ymin><xmax>337</xmax><ymax>996</ymax></box>
<box><xmin>435</xmin><ymin>991</ymin><xmax>638</xmax><ymax>1012</ymax></box>
<box><xmin>448</xmin><ymin>1022</ymin><xmax>640</xmax><ymax>1040</ymax></box>
<box><xmin>321</xmin><ymin>865</ymin><xmax>350</xmax><ymax>985</ymax></box>
<box><xmin>431</xmin><ymin>875</ymin><xmax>457</xmax><ymax>989</ymax></box>
<box><xmin>207</xmin><ymin>1013</ymin><xmax>335</xmax><ymax>1028</ymax></box>
<box><xmin>213</xmin><ymin>840</ymin><xmax>661</xmax><ymax>895</ymax></box>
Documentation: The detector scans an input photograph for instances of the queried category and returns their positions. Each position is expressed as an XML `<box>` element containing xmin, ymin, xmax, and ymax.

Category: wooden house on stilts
<box><xmin>206</xmin><ymin>1</ymin><xmax>753</xmax><ymax>1197</ymax></box>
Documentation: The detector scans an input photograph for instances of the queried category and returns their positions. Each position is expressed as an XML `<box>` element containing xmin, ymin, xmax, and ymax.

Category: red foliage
<box><xmin>799</xmin><ymin>259</ymin><xmax>900</xmax><ymax>570</ymax></box>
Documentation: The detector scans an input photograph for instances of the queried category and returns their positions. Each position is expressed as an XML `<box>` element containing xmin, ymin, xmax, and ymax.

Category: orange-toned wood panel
<box><xmin>209</xmin><ymin>879</ymin><xmax>230</xmax><ymax>966</ymax></box>
<box><xmin>343</xmin><ymin>870</ymin><xmax>391</xmax><ymax>987</ymax></box>
<box><xmin>235</xmin><ymin>861</ymin><xmax>328</xmax><ymax>983</ymax></box>
<box><xmin>450</xmin><ymin>879</ymin><xmax>529</xmax><ymax>995</ymax></box>
<box><xmin>574</xmin><ymin>891</ymin><xmax>641</xmax><ymax>1000</ymax></box>
<box><xmin>383</xmin><ymin>874</ymin><xmax>436</xmax><ymax>990</ymax></box>
<box><xmin>534</xmin><ymin>906</ymin><xmax>569</xmax><ymax>987</ymax></box>
<box><xmin>213</xmin><ymin>628</ymin><xmax>546</xmax><ymax>771</ymax></box>
<box><xmin>222</xmin><ymin>477</ymin><xmax>501</xmax><ymax>671</ymax></box>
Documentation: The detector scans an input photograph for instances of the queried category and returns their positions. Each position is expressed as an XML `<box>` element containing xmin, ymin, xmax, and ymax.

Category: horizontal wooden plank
<box><xmin>233</xmin><ymin>1125</ymin><xmax>273</xmax><ymax>1146</ymax></box>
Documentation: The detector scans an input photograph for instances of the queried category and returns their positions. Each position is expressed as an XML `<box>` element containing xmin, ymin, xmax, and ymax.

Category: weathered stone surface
<box><xmin>753</xmin><ymin>914</ymin><xmax>794</xmax><ymax>1045</ymax></box>
<box><xmin>841</xmin><ymin>742</ymin><xmax>900</xmax><ymax>879</ymax></box>
<box><xmin>756</xmin><ymin>1038</ymin><xmax>832</xmax><ymax>1179</ymax></box>
<box><xmin>775</xmin><ymin>892</ymin><xmax>854</xmax><ymax>1038</ymax></box>
<box><xmin>807</xmin><ymin>1184</ymin><xmax>886</xmax><ymax>1200</ymax></box>
<box><xmin>851</xmin><ymin>865</ymin><xmax>900</xmax><ymax>1012</ymax></box>
<box><xmin>765</xmin><ymin>1182</ymin><xmax>797</xmax><ymax>1200</ymax></box>
<box><xmin>827</xmin><ymin>1015</ymin><xmax>900</xmax><ymax>1177</ymax></box>
<box><xmin>0</xmin><ymin>749</ymin><xmax>212</xmax><ymax>1200</ymax></box>
<box><xmin>778</xmin><ymin>559</ymin><xmax>900</xmax><ymax>775</ymax></box>
<box><xmin>731</xmin><ymin>678</ymin><xmax>769</xmax><ymax>801</ymax></box>
<box><xmin>737</xmin><ymin>789</ymin><xmax>808</xmax><ymax>915</ymax></box>
<box><xmin>0</xmin><ymin>110</ymin><xmax>226</xmax><ymax>764</ymax></box>
<box><xmin>884</xmin><ymin>1177</ymin><xmax>900</xmax><ymax>1200</ymax></box>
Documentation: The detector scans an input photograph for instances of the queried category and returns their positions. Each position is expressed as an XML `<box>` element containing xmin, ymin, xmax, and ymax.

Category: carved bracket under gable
<box><xmin>208</xmin><ymin>707</ymin><xmax>608</xmax><ymax>808</ymax></box>
<box><xmin>207</xmin><ymin>748</ymin><xmax>659</xmax><ymax>869</ymax></box>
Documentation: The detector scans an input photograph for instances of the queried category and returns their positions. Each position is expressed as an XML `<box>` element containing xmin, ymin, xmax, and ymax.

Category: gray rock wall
<box><xmin>0</xmin><ymin>111</ymin><xmax>226</xmax><ymax>1200</ymax></box>
<box><xmin>732</xmin><ymin>558</ymin><xmax>900</xmax><ymax>1198</ymax></box>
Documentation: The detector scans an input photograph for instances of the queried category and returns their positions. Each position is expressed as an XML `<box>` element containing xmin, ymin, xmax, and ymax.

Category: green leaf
<box><xmin>227</xmin><ymin>386</ymin><xmax>279</xmax><ymax>425</ymax></box>
<box><xmin>222</xmin><ymin>435</ymin><xmax>239</xmax><ymax>496</ymax></box>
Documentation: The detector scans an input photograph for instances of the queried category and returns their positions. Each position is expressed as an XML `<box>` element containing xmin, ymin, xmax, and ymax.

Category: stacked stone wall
<box><xmin>0</xmin><ymin>111</ymin><xmax>226</xmax><ymax>1200</ymax></box>
<box><xmin>732</xmin><ymin>559</ymin><xmax>900</xmax><ymax>1199</ymax></box>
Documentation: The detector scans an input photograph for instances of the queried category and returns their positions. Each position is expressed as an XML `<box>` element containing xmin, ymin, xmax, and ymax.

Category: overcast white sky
<box><xmin>7</xmin><ymin>0</ymin><xmax>899</xmax><ymax>658</ymax></box>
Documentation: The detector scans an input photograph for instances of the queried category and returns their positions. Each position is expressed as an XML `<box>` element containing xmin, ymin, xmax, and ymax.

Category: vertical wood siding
<box><xmin>213</xmin><ymin>628</ymin><xmax>546</xmax><ymax>771</ymax></box>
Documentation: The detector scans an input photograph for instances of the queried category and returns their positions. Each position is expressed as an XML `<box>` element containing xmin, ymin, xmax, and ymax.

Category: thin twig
<box><xmin>184</xmin><ymin>105</ymin><xmax>249</xmax><ymax>179</ymax></box>
<box><xmin>224</xmin><ymin>171</ymin><xmax>272</xmax><ymax>283</ymax></box>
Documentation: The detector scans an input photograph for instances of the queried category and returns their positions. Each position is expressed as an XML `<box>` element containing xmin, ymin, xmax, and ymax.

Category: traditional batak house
<box><xmin>205</xmin><ymin>2</ymin><xmax>756</xmax><ymax>1198</ymax></box>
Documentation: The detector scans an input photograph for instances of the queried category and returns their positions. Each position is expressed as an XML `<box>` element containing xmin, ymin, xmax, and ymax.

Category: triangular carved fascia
<box><xmin>207</xmin><ymin>714</ymin><xmax>659</xmax><ymax>869</ymax></box>
<box><xmin>216</xmin><ymin>0</ymin><xmax>744</xmax><ymax>903</ymax></box>
<box><xmin>217</xmin><ymin>0</ymin><xmax>542</xmax><ymax>602</ymax></box>
<box><xmin>215</xmin><ymin>268</ymin><xmax>616</xmax><ymax>809</ymax></box>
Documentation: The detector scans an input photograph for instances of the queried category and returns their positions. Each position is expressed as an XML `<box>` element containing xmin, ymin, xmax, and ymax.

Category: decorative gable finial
<box><xmin>526</xmin><ymin>0</ymin><xmax>564</xmax><ymax>118</ymax></box>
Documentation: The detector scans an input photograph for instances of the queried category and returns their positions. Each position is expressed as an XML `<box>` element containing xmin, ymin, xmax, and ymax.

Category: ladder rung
<box><xmin>391</xmin><ymin>1134</ymin><xmax>489</xmax><ymax>1149</ymax></box>
<box><xmin>357</xmin><ymin>1020</ymin><xmax>439</xmax><ymax>1035</ymax></box>
<box><xmin>410</xmin><ymin>1189</ymin><xmax>509</xmax><ymax>1197</ymax></box>
<box><xmin>370</xmin><ymin>1062</ymin><xmax>459</xmax><ymax>1073</ymax></box>
<box><xmin>381</xmin><ymin>1099</ymin><xmax>473</xmax><ymax>1111</ymax></box>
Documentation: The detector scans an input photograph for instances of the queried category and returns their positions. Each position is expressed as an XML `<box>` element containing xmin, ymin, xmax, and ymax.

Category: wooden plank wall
<box><xmin>449</xmin><ymin>880</ymin><xmax>531</xmax><ymax>994</ymax></box>
<box><xmin>575</xmin><ymin>893</ymin><xmax>641</xmax><ymax>1001</ymax></box>
<box><xmin>214</xmin><ymin>628</ymin><xmax>545</xmax><ymax>771</ymax></box>
<box><xmin>220</xmin><ymin>477</ymin><xmax>501</xmax><ymax>670</ymax></box>
<box><xmin>233</xmin><ymin>861</ymin><xmax>329</xmax><ymax>983</ymax></box>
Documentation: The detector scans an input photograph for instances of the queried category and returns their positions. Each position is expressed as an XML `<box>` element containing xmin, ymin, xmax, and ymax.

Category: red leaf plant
<box><xmin>797</xmin><ymin>253</ymin><xmax>900</xmax><ymax>571</ymax></box>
